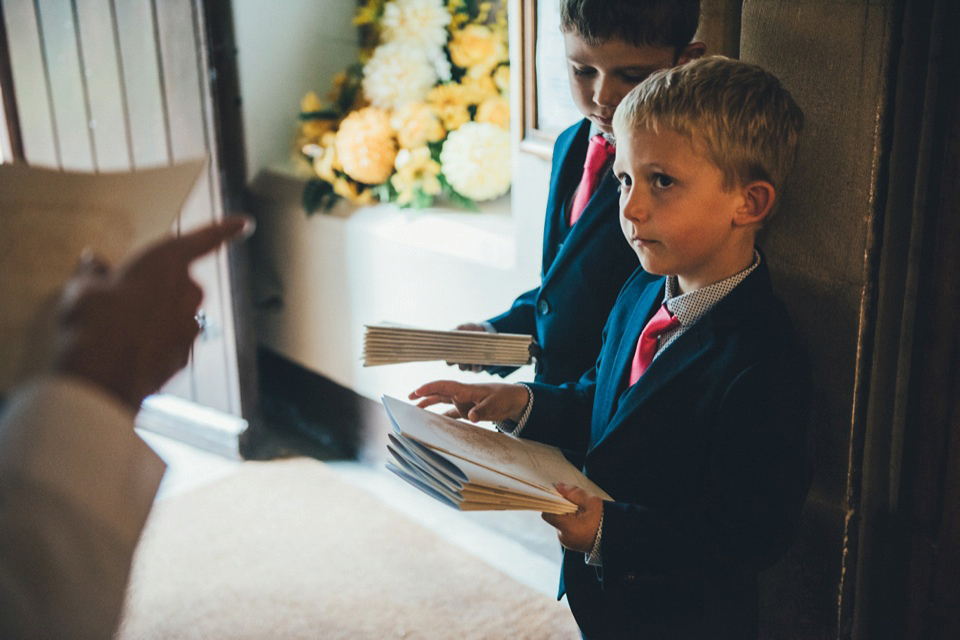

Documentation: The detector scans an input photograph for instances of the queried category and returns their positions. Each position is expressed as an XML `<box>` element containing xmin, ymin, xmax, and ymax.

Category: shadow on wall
<box><xmin>743</xmin><ymin>0</ymin><xmax>901</xmax><ymax>636</ymax></box>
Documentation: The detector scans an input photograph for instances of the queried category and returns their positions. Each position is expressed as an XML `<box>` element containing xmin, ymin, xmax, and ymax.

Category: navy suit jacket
<box><xmin>521</xmin><ymin>260</ymin><xmax>811</xmax><ymax>639</ymax></box>
<box><xmin>487</xmin><ymin>119</ymin><xmax>638</xmax><ymax>385</ymax></box>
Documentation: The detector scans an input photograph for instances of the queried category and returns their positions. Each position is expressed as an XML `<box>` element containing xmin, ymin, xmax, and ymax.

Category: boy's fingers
<box><xmin>555</xmin><ymin>483</ymin><xmax>590</xmax><ymax>506</ymax></box>
<box><xmin>173</xmin><ymin>216</ymin><xmax>253</xmax><ymax>264</ymax></box>
<box><xmin>415</xmin><ymin>396</ymin><xmax>446</xmax><ymax>409</ymax></box>
<box><xmin>410</xmin><ymin>380</ymin><xmax>463</xmax><ymax>399</ymax></box>
<box><xmin>542</xmin><ymin>512</ymin><xmax>561</xmax><ymax>527</ymax></box>
<box><xmin>467</xmin><ymin>395</ymin><xmax>498</xmax><ymax>422</ymax></box>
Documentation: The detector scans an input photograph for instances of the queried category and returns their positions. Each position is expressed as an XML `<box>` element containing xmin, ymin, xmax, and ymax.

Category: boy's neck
<box><xmin>675</xmin><ymin>246</ymin><xmax>759</xmax><ymax>295</ymax></box>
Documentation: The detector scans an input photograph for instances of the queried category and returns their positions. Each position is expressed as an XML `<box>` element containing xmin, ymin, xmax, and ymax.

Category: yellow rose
<box><xmin>311</xmin><ymin>143</ymin><xmax>338</xmax><ymax>183</ymax></box>
<box><xmin>333</xmin><ymin>176</ymin><xmax>375</xmax><ymax>205</ymax></box>
<box><xmin>476</xmin><ymin>96</ymin><xmax>510</xmax><ymax>130</ymax></box>
<box><xmin>300</xmin><ymin>91</ymin><xmax>324</xmax><ymax>113</ymax></box>
<box><xmin>434</xmin><ymin>104</ymin><xmax>470</xmax><ymax>131</ymax></box>
<box><xmin>427</xmin><ymin>83</ymin><xmax>469</xmax><ymax>109</ymax></box>
<box><xmin>301</xmin><ymin>118</ymin><xmax>335</xmax><ymax>141</ymax></box>
<box><xmin>450</xmin><ymin>25</ymin><xmax>496</xmax><ymax>68</ymax></box>
<box><xmin>427</xmin><ymin>84</ymin><xmax>472</xmax><ymax>130</ymax></box>
<box><xmin>459</xmin><ymin>76</ymin><xmax>498</xmax><ymax>104</ymax></box>
<box><xmin>391</xmin><ymin>146</ymin><xmax>442</xmax><ymax>205</ymax></box>
<box><xmin>334</xmin><ymin>107</ymin><xmax>397</xmax><ymax>185</ymax></box>
<box><xmin>392</xmin><ymin>103</ymin><xmax>446</xmax><ymax>149</ymax></box>
<box><xmin>493</xmin><ymin>65</ymin><xmax>510</xmax><ymax>94</ymax></box>
<box><xmin>449</xmin><ymin>24</ymin><xmax>507</xmax><ymax>77</ymax></box>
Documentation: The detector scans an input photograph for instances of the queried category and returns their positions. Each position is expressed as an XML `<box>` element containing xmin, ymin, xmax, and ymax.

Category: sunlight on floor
<box><xmin>137</xmin><ymin>431</ymin><xmax>563</xmax><ymax>599</ymax></box>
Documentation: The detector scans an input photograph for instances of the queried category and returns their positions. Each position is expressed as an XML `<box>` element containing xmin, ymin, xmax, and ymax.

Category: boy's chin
<box><xmin>636</xmin><ymin>254</ymin><xmax>667</xmax><ymax>276</ymax></box>
<box><xmin>591</xmin><ymin>117</ymin><xmax>614</xmax><ymax>135</ymax></box>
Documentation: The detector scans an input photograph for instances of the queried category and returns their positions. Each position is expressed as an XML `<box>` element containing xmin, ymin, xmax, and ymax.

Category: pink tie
<box><xmin>569</xmin><ymin>134</ymin><xmax>615</xmax><ymax>226</ymax></box>
<box><xmin>628</xmin><ymin>304</ymin><xmax>681</xmax><ymax>386</ymax></box>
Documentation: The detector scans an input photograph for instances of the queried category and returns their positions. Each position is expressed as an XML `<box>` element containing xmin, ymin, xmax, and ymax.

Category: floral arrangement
<box><xmin>296</xmin><ymin>0</ymin><xmax>511</xmax><ymax>214</ymax></box>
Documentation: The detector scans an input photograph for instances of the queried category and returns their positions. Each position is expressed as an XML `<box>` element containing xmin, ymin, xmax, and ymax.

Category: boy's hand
<box><xmin>409</xmin><ymin>380</ymin><xmax>527</xmax><ymax>423</ymax></box>
<box><xmin>542</xmin><ymin>483</ymin><xmax>604</xmax><ymax>553</ymax></box>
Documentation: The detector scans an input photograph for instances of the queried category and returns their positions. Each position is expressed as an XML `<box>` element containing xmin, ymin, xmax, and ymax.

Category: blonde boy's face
<box><xmin>563</xmin><ymin>32</ymin><xmax>678</xmax><ymax>135</ymax></box>
<box><xmin>613</xmin><ymin>126</ymin><xmax>756</xmax><ymax>293</ymax></box>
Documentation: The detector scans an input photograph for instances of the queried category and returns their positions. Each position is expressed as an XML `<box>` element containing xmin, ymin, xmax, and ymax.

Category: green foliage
<box><xmin>302</xmin><ymin>179</ymin><xmax>340</xmax><ymax>215</ymax></box>
<box><xmin>439</xmin><ymin>173</ymin><xmax>478</xmax><ymax>211</ymax></box>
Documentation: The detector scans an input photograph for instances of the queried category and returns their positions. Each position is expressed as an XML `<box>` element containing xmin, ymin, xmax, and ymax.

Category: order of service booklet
<box><xmin>0</xmin><ymin>159</ymin><xmax>206</xmax><ymax>393</ymax></box>
<box><xmin>363</xmin><ymin>323</ymin><xmax>534</xmax><ymax>367</ymax></box>
<box><xmin>382</xmin><ymin>395</ymin><xmax>611</xmax><ymax>514</ymax></box>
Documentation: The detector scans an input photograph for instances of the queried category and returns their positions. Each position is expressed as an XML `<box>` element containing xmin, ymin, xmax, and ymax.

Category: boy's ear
<box><xmin>677</xmin><ymin>42</ymin><xmax>707</xmax><ymax>64</ymax></box>
<box><xmin>735</xmin><ymin>181</ymin><xmax>776</xmax><ymax>226</ymax></box>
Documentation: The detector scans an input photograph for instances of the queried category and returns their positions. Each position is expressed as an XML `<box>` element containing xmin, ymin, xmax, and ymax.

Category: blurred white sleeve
<box><xmin>0</xmin><ymin>376</ymin><xmax>166</xmax><ymax>640</ymax></box>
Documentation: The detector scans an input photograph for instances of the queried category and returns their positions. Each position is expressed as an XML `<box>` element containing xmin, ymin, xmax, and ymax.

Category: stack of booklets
<box><xmin>363</xmin><ymin>323</ymin><xmax>533</xmax><ymax>367</ymax></box>
<box><xmin>381</xmin><ymin>395</ymin><xmax>611</xmax><ymax>514</ymax></box>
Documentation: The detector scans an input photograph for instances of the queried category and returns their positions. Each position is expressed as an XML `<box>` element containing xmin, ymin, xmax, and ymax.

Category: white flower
<box><xmin>363</xmin><ymin>41</ymin><xmax>438</xmax><ymax>110</ymax></box>
<box><xmin>440</xmin><ymin>122</ymin><xmax>511</xmax><ymax>201</ymax></box>
<box><xmin>381</xmin><ymin>0</ymin><xmax>451</xmax><ymax>50</ymax></box>
<box><xmin>428</xmin><ymin>48</ymin><xmax>452</xmax><ymax>83</ymax></box>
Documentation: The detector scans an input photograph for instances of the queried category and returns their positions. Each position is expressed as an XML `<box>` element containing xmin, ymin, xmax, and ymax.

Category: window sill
<box><xmin>247</xmin><ymin>166</ymin><xmax>515</xmax><ymax>267</ymax></box>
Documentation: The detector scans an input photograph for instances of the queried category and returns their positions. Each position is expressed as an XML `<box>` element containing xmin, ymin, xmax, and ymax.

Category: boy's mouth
<box><xmin>593</xmin><ymin>114</ymin><xmax>613</xmax><ymax>127</ymax></box>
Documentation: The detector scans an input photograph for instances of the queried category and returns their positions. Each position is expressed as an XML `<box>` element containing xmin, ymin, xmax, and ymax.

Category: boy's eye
<box><xmin>616</xmin><ymin>174</ymin><xmax>632</xmax><ymax>192</ymax></box>
<box><xmin>571</xmin><ymin>65</ymin><xmax>595</xmax><ymax>77</ymax></box>
<box><xmin>652</xmin><ymin>173</ymin><xmax>674</xmax><ymax>189</ymax></box>
<box><xmin>619</xmin><ymin>71</ymin><xmax>650</xmax><ymax>84</ymax></box>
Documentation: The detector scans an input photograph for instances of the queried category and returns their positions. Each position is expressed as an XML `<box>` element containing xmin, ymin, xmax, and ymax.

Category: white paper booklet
<box><xmin>382</xmin><ymin>395</ymin><xmax>611</xmax><ymax>514</ymax></box>
<box><xmin>0</xmin><ymin>160</ymin><xmax>206</xmax><ymax>392</ymax></box>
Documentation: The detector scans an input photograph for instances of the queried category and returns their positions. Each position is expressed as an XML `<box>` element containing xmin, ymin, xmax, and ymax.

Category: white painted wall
<box><xmin>232</xmin><ymin>0</ymin><xmax>359</xmax><ymax>180</ymax></box>
<box><xmin>234</xmin><ymin>0</ymin><xmax>557</xmax><ymax>402</ymax></box>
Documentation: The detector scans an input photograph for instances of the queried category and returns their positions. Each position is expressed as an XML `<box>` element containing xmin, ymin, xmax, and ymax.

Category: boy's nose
<box><xmin>593</xmin><ymin>75</ymin><xmax>620</xmax><ymax>108</ymax></box>
<box><xmin>622</xmin><ymin>192</ymin><xmax>649</xmax><ymax>222</ymax></box>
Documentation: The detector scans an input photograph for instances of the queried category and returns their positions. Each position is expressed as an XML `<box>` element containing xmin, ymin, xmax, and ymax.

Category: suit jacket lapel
<box><xmin>544</xmin><ymin>172</ymin><xmax>620</xmax><ymax>289</ymax></box>
<box><xmin>542</xmin><ymin>120</ymin><xmax>590</xmax><ymax>273</ymax></box>
<box><xmin>589</xmin><ymin>260</ymin><xmax>774</xmax><ymax>454</ymax></box>
<box><xmin>593</xmin><ymin>276</ymin><xmax>664</xmax><ymax>440</ymax></box>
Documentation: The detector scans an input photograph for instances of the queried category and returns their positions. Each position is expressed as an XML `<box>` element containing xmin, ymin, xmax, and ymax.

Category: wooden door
<box><xmin>0</xmin><ymin>0</ymin><xmax>244</xmax><ymax>421</ymax></box>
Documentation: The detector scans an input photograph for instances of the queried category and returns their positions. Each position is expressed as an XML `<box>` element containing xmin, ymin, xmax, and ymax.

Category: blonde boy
<box><xmin>413</xmin><ymin>57</ymin><xmax>810</xmax><ymax>639</ymax></box>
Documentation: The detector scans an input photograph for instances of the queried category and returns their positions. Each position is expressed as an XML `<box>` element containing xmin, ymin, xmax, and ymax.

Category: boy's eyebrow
<box><xmin>565</xmin><ymin>58</ymin><xmax>662</xmax><ymax>76</ymax></box>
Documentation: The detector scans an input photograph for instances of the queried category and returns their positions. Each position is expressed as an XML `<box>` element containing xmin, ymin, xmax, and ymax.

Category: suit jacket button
<box><xmin>557</xmin><ymin>242</ymin><xmax>564</xmax><ymax>253</ymax></box>
<box><xmin>537</xmin><ymin>299</ymin><xmax>550</xmax><ymax>315</ymax></box>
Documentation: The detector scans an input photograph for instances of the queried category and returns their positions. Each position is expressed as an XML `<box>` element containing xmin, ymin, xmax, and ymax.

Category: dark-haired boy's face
<box><xmin>563</xmin><ymin>32</ymin><xmax>677</xmax><ymax>135</ymax></box>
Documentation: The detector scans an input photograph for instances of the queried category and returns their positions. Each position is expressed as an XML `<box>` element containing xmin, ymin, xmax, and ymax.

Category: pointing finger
<box><xmin>173</xmin><ymin>216</ymin><xmax>254</xmax><ymax>264</ymax></box>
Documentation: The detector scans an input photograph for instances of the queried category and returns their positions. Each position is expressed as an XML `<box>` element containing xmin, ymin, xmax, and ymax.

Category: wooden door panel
<box><xmin>35</xmin><ymin>0</ymin><xmax>93</xmax><ymax>169</ymax></box>
<box><xmin>1</xmin><ymin>0</ymin><xmax>242</xmax><ymax>417</ymax></box>
<box><xmin>74</xmin><ymin>0</ymin><xmax>131</xmax><ymax>171</ymax></box>
<box><xmin>2</xmin><ymin>1</ymin><xmax>56</xmax><ymax>165</ymax></box>
<box><xmin>113</xmin><ymin>0</ymin><xmax>168</xmax><ymax>168</ymax></box>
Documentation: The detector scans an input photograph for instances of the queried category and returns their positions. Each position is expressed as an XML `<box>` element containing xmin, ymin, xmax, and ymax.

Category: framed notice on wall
<box><xmin>519</xmin><ymin>0</ymin><xmax>581</xmax><ymax>159</ymax></box>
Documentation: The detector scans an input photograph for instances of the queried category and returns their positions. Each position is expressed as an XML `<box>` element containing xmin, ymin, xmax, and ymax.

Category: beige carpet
<box><xmin>118</xmin><ymin>457</ymin><xmax>580</xmax><ymax>639</ymax></box>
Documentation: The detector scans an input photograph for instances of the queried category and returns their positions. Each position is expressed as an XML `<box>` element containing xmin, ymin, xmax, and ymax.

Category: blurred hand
<box><xmin>447</xmin><ymin>322</ymin><xmax>489</xmax><ymax>372</ymax></box>
<box><xmin>409</xmin><ymin>379</ymin><xmax>528</xmax><ymax>423</ymax></box>
<box><xmin>52</xmin><ymin>217</ymin><xmax>252</xmax><ymax>411</ymax></box>
<box><xmin>542</xmin><ymin>483</ymin><xmax>604</xmax><ymax>553</ymax></box>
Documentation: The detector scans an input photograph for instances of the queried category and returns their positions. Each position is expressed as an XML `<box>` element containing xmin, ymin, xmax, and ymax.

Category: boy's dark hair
<box><xmin>559</xmin><ymin>0</ymin><xmax>701</xmax><ymax>58</ymax></box>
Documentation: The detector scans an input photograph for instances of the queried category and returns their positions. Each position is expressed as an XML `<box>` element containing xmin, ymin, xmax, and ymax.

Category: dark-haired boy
<box><xmin>454</xmin><ymin>0</ymin><xmax>705</xmax><ymax>386</ymax></box>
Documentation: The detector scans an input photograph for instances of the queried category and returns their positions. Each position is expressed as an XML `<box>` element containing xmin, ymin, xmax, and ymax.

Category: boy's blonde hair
<box><xmin>613</xmin><ymin>56</ymin><xmax>803</xmax><ymax>204</ymax></box>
